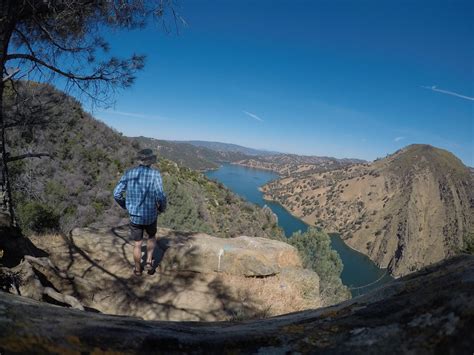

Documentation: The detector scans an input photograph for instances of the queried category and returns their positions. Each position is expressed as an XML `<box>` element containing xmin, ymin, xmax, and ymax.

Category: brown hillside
<box><xmin>262</xmin><ymin>144</ymin><xmax>474</xmax><ymax>277</ymax></box>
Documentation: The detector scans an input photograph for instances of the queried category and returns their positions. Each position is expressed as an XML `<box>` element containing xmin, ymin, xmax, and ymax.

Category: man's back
<box><xmin>113</xmin><ymin>165</ymin><xmax>165</xmax><ymax>225</ymax></box>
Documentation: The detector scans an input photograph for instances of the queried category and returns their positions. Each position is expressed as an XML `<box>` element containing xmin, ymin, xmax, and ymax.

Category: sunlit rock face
<box><xmin>8</xmin><ymin>226</ymin><xmax>322</xmax><ymax>321</ymax></box>
<box><xmin>0</xmin><ymin>255</ymin><xmax>472</xmax><ymax>353</ymax></box>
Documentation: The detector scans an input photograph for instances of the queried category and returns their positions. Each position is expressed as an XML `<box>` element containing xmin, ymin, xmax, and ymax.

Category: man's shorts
<box><xmin>130</xmin><ymin>220</ymin><xmax>157</xmax><ymax>242</ymax></box>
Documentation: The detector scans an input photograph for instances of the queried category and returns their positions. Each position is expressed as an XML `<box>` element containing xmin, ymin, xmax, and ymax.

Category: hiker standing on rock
<box><xmin>113</xmin><ymin>149</ymin><xmax>167</xmax><ymax>276</ymax></box>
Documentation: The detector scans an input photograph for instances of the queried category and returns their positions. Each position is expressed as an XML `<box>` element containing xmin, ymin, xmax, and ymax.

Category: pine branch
<box><xmin>6</xmin><ymin>53</ymin><xmax>105</xmax><ymax>81</ymax></box>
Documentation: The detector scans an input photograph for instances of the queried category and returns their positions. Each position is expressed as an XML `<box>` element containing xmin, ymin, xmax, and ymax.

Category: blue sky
<box><xmin>94</xmin><ymin>0</ymin><xmax>473</xmax><ymax>165</ymax></box>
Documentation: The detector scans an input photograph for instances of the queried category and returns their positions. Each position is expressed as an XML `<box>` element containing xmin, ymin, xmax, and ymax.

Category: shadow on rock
<box><xmin>24</xmin><ymin>225</ymin><xmax>268</xmax><ymax>321</ymax></box>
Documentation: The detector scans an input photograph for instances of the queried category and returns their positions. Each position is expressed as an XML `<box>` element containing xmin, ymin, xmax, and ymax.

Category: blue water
<box><xmin>206</xmin><ymin>163</ymin><xmax>393</xmax><ymax>296</ymax></box>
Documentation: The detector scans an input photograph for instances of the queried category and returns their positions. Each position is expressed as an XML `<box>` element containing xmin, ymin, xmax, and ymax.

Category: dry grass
<box><xmin>219</xmin><ymin>272</ymin><xmax>321</xmax><ymax>320</ymax></box>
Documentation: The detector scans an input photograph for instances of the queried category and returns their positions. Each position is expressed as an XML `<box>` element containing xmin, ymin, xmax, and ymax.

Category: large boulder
<box><xmin>14</xmin><ymin>226</ymin><xmax>320</xmax><ymax>321</ymax></box>
<box><xmin>159</xmin><ymin>233</ymin><xmax>302</xmax><ymax>276</ymax></box>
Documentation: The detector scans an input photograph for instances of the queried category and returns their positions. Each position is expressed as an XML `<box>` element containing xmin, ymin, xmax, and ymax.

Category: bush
<box><xmin>463</xmin><ymin>231</ymin><xmax>474</xmax><ymax>254</ymax></box>
<box><xmin>289</xmin><ymin>228</ymin><xmax>350</xmax><ymax>304</ymax></box>
<box><xmin>18</xmin><ymin>201</ymin><xmax>60</xmax><ymax>234</ymax></box>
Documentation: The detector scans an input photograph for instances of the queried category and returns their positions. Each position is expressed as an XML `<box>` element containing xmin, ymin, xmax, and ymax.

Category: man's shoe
<box><xmin>144</xmin><ymin>262</ymin><xmax>153</xmax><ymax>272</ymax></box>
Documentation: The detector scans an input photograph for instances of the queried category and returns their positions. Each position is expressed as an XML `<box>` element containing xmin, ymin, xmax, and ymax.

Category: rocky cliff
<box><xmin>262</xmin><ymin>145</ymin><xmax>474</xmax><ymax>277</ymax></box>
<box><xmin>1</xmin><ymin>254</ymin><xmax>472</xmax><ymax>353</ymax></box>
<box><xmin>1</xmin><ymin>226</ymin><xmax>327</xmax><ymax>321</ymax></box>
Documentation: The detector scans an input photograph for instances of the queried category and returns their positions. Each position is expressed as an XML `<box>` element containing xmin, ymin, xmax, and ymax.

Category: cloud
<box><xmin>243</xmin><ymin>110</ymin><xmax>264</xmax><ymax>122</ymax></box>
<box><xmin>421</xmin><ymin>86</ymin><xmax>474</xmax><ymax>101</ymax></box>
<box><xmin>394</xmin><ymin>136</ymin><xmax>405</xmax><ymax>142</ymax></box>
<box><xmin>99</xmin><ymin>109</ymin><xmax>168</xmax><ymax>120</ymax></box>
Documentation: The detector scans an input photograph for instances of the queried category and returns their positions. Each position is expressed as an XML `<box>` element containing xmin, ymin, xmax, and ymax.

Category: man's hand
<box><xmin>157</xmin><ymin>195</ymin><xmax>167</xmax><ymax>213</ymax></box>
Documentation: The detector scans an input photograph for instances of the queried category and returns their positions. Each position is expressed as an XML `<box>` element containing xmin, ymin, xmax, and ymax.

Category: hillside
<box><xmin>262</xmin><ymin>144</ymin><xmax>474</xmax><ymax>277</ymax></box>
<box><xmin>182</xmin><ymin>140</ymin><xmax>279</xmax><ymax>156</ymax></box>
<box><xmin>132</xmin><ymin>137</ymin><xmax>249</xmax><ymax>171</ymax></box>
<box><xmin>3</xmin><ymin>81</ymin><xmax>283</xmax><ymax>240</ymax></box>
<box><xmin>236</xmin><ymin>154</ymin><xmax>365</xmax><ymax>175</ymax></box>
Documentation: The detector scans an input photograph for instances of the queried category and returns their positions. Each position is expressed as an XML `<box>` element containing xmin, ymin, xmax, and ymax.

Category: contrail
<box><xmin>100</xmin><ymin>110</ymin><xmax>167</xmax><ymax>120</ymax></box>
<box><xmin>243</xmin><ymin>110</ymin><xmax>264</xmax><ymax>122</ymax></box>
<box><xmin>421</xmin><ymin>86</ymin><xmax>474</xmax><ymax>101</ymax></box>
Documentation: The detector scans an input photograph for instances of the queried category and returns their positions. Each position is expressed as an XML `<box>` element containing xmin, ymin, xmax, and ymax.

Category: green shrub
<box><xmin>463</xmin><ymin>231</ymin><xmax>474</xmax><ymax>254</ymax></box>
<box><xmin>18</xmin><ymin>202</ymin><xmax>60</xmax><ymax>234</ymax></box>
<box><xmin>289</xmin><ymin>228</ymin><xmax>350</xmax><ymax>304</ymax></box>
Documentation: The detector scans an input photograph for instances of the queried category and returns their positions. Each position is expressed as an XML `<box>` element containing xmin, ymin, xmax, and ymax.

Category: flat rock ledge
<box><xmin>0</xmin><ymin>254</ymin><xmax>473</xmax><ymax>354</ymax></box>
<box><xmin>4</xmin><ymin>227</ymin><xmax>321</xmax><ymax>321</ymax></box>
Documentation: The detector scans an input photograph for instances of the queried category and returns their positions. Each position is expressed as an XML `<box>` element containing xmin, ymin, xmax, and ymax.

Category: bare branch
<box><xmin>6</xmin><ymin>53</ymin><xmax>105</xmax><ymax>81</ymax></box>
<box><xmin>7</xmin><ymin>153</ymin><xmax>51</xmax><ymax>163</ymax></box>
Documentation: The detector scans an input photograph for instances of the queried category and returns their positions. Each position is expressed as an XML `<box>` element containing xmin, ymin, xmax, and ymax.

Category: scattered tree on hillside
<box><xmin>0</xmin><ymin>0</ymin><xmax>181</xmax><ymax>224</ymax></box>
<box><xmin>289</xmin><ymin>228</ymin><xmax>350</xmax><ymax>304</ymax></box>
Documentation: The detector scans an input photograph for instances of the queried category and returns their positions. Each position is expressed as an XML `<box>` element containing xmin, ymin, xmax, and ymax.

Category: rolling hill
<box><xmin>236</xmin><ymin>154</ymin><xmax>366</xmax><ymax>175</ymax></box>
<box><xmin>181</xmin><ymin>140</ymin><xmax>279</xmax><ymax>156</ymax></box>
<box><xmin>132</xmin><ymin>137</ymin><xmax>249</xmax><ymax>171</ymax></box>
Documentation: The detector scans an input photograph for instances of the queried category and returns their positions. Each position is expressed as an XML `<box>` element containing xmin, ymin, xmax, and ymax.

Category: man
<box><xmin>113</xmin><ymin>149</ymin><xmax>167</xmax><ymax>276</ymax></box>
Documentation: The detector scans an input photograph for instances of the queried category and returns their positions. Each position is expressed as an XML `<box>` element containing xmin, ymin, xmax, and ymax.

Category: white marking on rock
<box><xmin>217</xmin><ymin>248</ymin><xmax>224</xmax><ymax>272</ymax></box>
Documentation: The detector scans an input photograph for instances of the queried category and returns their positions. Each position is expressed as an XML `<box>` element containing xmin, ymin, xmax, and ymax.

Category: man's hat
<box><xmin>136</xmin><ymin>148</ymin><xmax>157</xmax><ymax>165</ymax></box>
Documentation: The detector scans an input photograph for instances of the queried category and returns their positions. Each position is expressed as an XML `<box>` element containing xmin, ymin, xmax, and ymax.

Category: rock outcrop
<box><xmin>262</xmin><ymin>144</ymin><xmax>474</xmax><ymax>277</ymax></box>
<box><xmin>0</xmin><ymin>255</ymin><xmax>472</xmax><ymax>354</ymax></box>
<box><xmin>6</xmin><ymin>226</ymin><xmax>322</xmax><ymax>321</ymax></box>
<box><xmin>160</xmin><ymin>233</ymin><xmax>301</xmax><ymax>276</ymax></box>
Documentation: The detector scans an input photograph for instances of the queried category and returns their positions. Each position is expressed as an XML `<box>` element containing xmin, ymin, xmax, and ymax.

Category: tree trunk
<box><xmin>0</xmin><ymin>3</ymin><xmax>17</xmax><ymax>226</ymax></box>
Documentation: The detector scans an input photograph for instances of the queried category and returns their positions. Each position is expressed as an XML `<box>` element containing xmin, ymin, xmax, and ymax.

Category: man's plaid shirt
<box><xmin>113</xmin><ymin>165</ymin><xmax>166</xmax><ymax>225</ymax></box>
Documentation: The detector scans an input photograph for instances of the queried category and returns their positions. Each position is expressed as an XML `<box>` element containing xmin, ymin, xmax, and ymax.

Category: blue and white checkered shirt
<box><xmin>113</xmin><ymin>165</ymin><xmax>166</xmax><ymax>225</ymax></box>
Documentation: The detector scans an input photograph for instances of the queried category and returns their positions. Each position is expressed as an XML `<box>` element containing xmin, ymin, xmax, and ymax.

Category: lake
<box><xmin>206</xmin><ymin>163</ymin><xmax>393</xmax><ymax>296</ymax></box>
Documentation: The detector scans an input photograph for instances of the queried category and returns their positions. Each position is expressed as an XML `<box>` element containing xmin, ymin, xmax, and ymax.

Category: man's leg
<box><xmin>134</xmin><ymin>240</ymin><xmax>143</xmax><ymax>271</ymax></box>
<box><xmin>130</xmin><ymin>223</ymin><xmax>144</xmax><ymax>274</ymax></box>
<box><xmin>146</xmin><ymin>238</ymin><xmax>156</xmax><ymax>265</ymax></box>
<box><xmin>144</xmin><ymin>220</ymin><xmax>158</xmax><ymax>270</ymax></box>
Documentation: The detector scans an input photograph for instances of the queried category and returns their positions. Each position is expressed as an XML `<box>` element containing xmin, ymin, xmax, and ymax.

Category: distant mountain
<box><xmin>236</xmin><ymin>154</ymin><xmax>366</xmax><ymax>175</ymax></box>
<box><xmin>132</xmin><ymin>137</ymin><xmax>249</xmax><ymax>171</ymax></box>
<box><xmin>262</xmin><ymin>144</ymin><xmax>474</xmax><ymax>277</ymax></box>
<box><xmin>180</xmin><ymin>140</ymin><xmax>279</xmax><ymax>156</ymax></box>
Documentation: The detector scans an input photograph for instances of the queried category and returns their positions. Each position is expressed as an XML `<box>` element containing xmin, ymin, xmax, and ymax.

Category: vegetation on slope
<box><xmin>236</xmin><ymin>154</ymin><xmax>365</xmax><ymax>176</ymax></box>
<box><xmin>289</xmin><ymin>228</ymin><xmax>350</xmax><ymax>303</ymax></box>
<box><xmin>132</xmin><ymin>136</ymin><xmax>249</xmax><ymax>171</ymax></box>
<box><xmin>463</xmin><ymin>231</ymin><xmax>474</xmax><ymax>254</ymax></box>
<box><xmin>183</xmin><ymin>140</ymin><xmax>278</xmax><ymax>156</ymax></box>
<box><xmin>156</xmin><ymin>159</ymin><xmax>284</xmax><ymax>239</ymax></box>
<box><xmin>4</xmin><ymin>82</ymin><xmax>284</xmax><ymax>240</ymax></box>
<box><xmin>4</xmin><ymin>81</ymin><xmax>134</xmax><ymax>233</ymax></box>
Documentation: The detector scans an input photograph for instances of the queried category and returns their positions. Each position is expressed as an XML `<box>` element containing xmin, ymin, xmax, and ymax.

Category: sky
<box><xmin>94</xmin><ymin>0</ymin><xmax>474</xmax><ymax>165</ymax></box>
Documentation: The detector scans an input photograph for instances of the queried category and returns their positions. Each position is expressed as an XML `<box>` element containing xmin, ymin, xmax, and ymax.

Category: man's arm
<box><xmin>154</xmin><ymin>172</ymin><xmax>167</xmax><ymax>213</ymax></box>
<box><xmin>113</xmin><ymin>174</ymin><xmax>127</xmax><ymax>210</ymax></box>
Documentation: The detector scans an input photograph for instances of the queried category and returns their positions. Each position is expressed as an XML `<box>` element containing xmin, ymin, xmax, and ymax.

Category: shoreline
<box><xmin>210</xmin><ymin>163</ymin><xmax>394</xmax><ymax>280</ymax></box>
<box><xmin>261</xmin><ymin>191</ymin><xmax>392</xmax><ymax>275</ymax></box>
<box><xmin>232</xmin><ymin>161</ymin><xmax>282</xmax><ymax>175</ymax></box>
